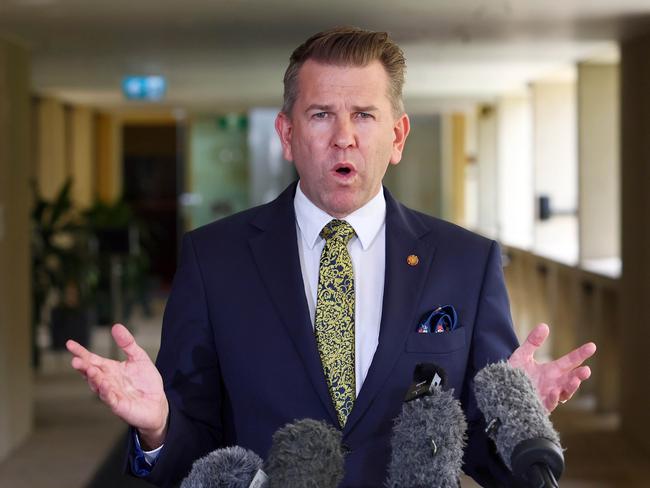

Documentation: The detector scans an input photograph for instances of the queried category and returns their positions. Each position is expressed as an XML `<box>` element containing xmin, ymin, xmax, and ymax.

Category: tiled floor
<box><xmin>0</xmin><ymin>300</ymin><xmax>648</xmax><ymax>487</ymax></box>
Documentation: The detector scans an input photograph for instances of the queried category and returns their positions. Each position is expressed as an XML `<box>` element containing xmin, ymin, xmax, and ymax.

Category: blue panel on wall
<box><xmin>122</xmin><ymin>76</ymin><xmax>166</xmax><ymax>101</ymax></box>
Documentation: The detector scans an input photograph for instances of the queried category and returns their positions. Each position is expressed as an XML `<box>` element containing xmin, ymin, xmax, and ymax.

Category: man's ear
<box><xmin>389</xmin><ymin>113</ymin><xmax>410</xmax><ymax>165</ymax></box>
<box><xmin>275</xmin><ymin>112</ymin><xmax>294</xmax><ymax>162</ymax></box>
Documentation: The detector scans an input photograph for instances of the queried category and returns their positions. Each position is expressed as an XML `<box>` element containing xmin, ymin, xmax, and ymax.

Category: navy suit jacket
<box><xmin>133</xmin><ymin>183</ymin><xmax>519</xmax><ymax>487</ymax></box>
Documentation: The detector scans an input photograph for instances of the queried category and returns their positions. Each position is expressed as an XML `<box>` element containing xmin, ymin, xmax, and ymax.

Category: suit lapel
<box><xmin>344</xmin><ymin>190</ymin><xmax>437</xmax><ymax>435</ymax></box>
<box><xmin>248</xmin><ymin>184</ymin><xmax>339</xmax><ymax>425</ymax></box>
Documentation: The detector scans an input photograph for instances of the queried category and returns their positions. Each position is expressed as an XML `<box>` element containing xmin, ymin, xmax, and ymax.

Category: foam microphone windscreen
<box><xmin>386</xmin><ymin>387</ymin><xmax>467</xmax><ymax>488</ymax></box>
<box><xmin>473</xmin><ymin>361</ymin><xmax>562</xmax><ymax>471</ymax></box>
<box><xmin>265</xmin><ymin>418</ymin><xmax>344</xmax><ymax>488</ymax></box>
<box><xmin>180</xmin><ymin>446</ymin><xmax>266</xmax><ymax>488</ymax></box>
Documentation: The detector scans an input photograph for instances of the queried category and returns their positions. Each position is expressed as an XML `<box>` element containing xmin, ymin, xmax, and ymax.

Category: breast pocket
<box><xmin>405</xmin><ymin>327</ymin><xmax>466</xmax><ymax>354</ymax></box>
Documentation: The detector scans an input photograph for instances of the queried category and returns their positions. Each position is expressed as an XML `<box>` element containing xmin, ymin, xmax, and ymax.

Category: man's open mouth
<box><xmin>333</xmin><ymin>163</ymin><xmax>356</xmax><ymax>176</ymax></box>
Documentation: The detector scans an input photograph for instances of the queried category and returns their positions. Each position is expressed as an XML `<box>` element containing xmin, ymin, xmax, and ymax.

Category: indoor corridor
<box><xmin>3</xmin><ymin>2</ymin><xmax>650</xmax><ymax>487</ymax></box>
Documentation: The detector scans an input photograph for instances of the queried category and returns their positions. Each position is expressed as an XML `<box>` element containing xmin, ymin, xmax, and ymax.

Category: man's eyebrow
<box><xmin>352</xmin><ymin>105</ymin><xmax>379</xmax><ymax>112</ymax></box>
<box><xmin>305</xmin><ymin>104</ymin><xmax>333</xmax><ymax>112</ymax></box>
<box><xmin>304</xmin><ymin>104</ymin><xmax>379</xmax><ymax>113</ymax></box>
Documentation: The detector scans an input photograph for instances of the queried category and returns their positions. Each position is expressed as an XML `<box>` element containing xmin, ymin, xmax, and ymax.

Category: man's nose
<box><xmin>332</xmin><ymin>117</ymin><xmax>356</xmax><ymax>149</ymax></box>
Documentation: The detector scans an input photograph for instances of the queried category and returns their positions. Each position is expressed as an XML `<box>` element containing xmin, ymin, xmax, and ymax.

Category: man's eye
<box><xmin>355</xmin><ymin>112</ymin><xmax>373</xmax><ymax>119</ymax></box>
<box><xmin>312</xmin><ymin>112</ymin><xmax>329</xmax><ymax>119</ymax></box>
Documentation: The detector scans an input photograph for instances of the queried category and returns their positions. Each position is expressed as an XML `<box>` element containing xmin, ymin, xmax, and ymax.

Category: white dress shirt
<box><xmin>294</xmin><ymin>182</ymin><xmax>386</xmax><ymax>396</ymax></box>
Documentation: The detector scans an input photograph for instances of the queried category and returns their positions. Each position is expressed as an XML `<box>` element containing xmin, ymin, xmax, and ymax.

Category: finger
<box><xmin>553</xmin><ymin>342</ymin><xmax>597</xmax><ymax>372</ymax></box>
<box><xmin>111</xmin><ymin>324</ymin><xmax>147</xmax><ymax>362</ymax></box>
<box><xmin>86</xmin><ymin>375</ymin><xmax>98</xmax><ymax>394</ymax></box>
<box><xmin>71</xmin><ymin>356</ymin><xmax>87</xmax><ymax>373</ymax></box>
<box><xmin>544</xmin><ymin>389</ymin><xmax>560</xmax><ymax>412</ymax></box>
<box><xmin>516</xmin><ymin>323</ymin><xmax>550</xmax><ymax>359</ymax></box>
<box><xmin>97</xmin><ymin>377</ymin><xmax>119</xmax><ymax>410</ymax></box>
<box><xmin>74</xmin><ymin>352</ymin><xmax>109</xmax><ymax>375</ymax></box>
<box><xmin>575</xmin><ymin>365</ymin><xmax>591</xmax><ymax>381</ymax></box>
<box><xmin>86</xmin><ymin>365</ymin><xmax>104</xmax><ymax>393</ymax></box>
<box><xmin>71</xmin><ymin>355</ymin><xmax>101</xmax><ymax>374</ymax></box>
<box><xmin>558</xmin><ymin>366</ymin><xmax>591</xmax><ymax>400</ymax></box>
<box><xmin>68</xmin><ymin>340</ymin><xmax>109</xmax><ymax>372</ymax></box>
<box><xmin>559</xmin><ymin>379</ymin><xmax>580</xmax><ymax>403</ymax></box>
<box><xmin>66</xmin><ymin>339</ymin><xmax>90</xmax><ymax>359</ymax></box>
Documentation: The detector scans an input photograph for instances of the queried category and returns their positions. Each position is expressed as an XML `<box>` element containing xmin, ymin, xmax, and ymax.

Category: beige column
<box><xmin>95</xmin><ymin>112</ymin><xmax>123</xmax><ymax>203</ymax></box>
<box><xmin>577</xmin><ymin>62</ymin><xmax>620</xmax><ymax>266</ymax></box>
<box><xmin>440</xmin><ymin>114</ymin><xmax>454</xmax><ymax>221</ymax></box>
<box><xmin>69</xmin><ymin>106</ymin><xmax>96</xmax><ymax>208</ymax></box>
<box><xmin>438</xmin><ymin>113</ymin><xmax>468</xmax><ymax>225</ymax></box>
<box><xmin>0</xmin><ymin>37</ymin><xmax>33</xmax><ymax>462</ymax></box>
<box><xmin>476</xmin><ymin>105</ymin><xmax>498</xmax><ymax>236</ymax></box>
<box><xmin>451</xmin><ymin>113</ymin><xmax>466</xmax><ymax>226</ymax></box>
<box><xmin>36</xmin><ymin>98</ymin><xmax>67</xmax><ymax>200</ymax></box>
<box><xmin>620</xmin><ymin>32</ymin><xmax>650</xmax><ymax>455</ymax></box>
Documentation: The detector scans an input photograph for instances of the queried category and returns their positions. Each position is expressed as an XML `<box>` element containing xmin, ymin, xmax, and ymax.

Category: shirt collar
<box><xmin>294</xmin><ymin>181</ymin><xmax>386</xmax><ymax>251</ymax></box>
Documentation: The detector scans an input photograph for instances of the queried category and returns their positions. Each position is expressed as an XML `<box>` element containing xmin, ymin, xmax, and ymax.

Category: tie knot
<box><xmin>321</xmin><ymin>219</ymin><xmax>356</xmax><ymax>244</ymax></box>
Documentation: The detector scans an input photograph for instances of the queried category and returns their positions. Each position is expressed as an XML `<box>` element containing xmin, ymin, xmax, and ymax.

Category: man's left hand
<box><xmin>508</xmin><ymin>323</ymin><xmax>597</xmax><ymax>412</ymax></box>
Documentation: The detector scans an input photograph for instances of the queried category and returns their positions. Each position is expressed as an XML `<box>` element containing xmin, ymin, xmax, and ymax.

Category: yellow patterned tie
<box><xmin>315</xmin><ymin>219</ymin><xmax>356</xmax><ymax>428</ymax></box>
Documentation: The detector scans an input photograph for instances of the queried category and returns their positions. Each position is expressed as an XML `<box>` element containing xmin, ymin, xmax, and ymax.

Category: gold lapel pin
<box><xmin>407</xmin><ymin>254</ymin><xmax>419</xmax><ymax>266</ymax></box>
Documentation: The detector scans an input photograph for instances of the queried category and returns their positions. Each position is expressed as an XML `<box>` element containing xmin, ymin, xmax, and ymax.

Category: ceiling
<box><xmin>0</xmin><ymin>0</ymin><xmax>647</xmax><ymax>112</ymax></box>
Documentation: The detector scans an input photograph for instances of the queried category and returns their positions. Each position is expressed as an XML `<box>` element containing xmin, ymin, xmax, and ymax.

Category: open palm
<box><xmin>508</xmin><ymin>323</ymin><xmax>597</xmax><ymax>412</ymax></box>
<box><xmin>67</xmin><ymin>324</ymin><xmax>168</xmax><ymax>447</ymax></box>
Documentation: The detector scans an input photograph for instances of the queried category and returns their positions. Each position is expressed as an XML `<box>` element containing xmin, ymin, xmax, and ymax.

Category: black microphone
<box><xmin>473</xmin><ymin>361</ymin><xmax>564</xmax><ymax>488</ymax></box>
<box><xmin>386</xmin><ymin>363</ymin><xmax>467</xmax><ymax>488</ymax></box>
<box><xmin>264</xmin><ymin>418</ymin><xmax>345</xmax><ymax>488</ymax></box>
<box><xmin>180</xmin><ymin>446</ymin><xmax>268</xmax><ymax>488</ymax></box>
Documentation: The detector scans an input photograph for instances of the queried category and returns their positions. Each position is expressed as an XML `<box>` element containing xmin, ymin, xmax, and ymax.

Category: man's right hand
<box><xmin>66</xmin><ymin>323</ymin><xmax>169</xmax><ymax>450</ymax></box>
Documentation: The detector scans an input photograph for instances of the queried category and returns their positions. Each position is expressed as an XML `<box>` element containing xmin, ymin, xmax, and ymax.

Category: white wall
<box><xmin>497</xmin><ymin>95</ymin><xmax>534</xmax><ymax>249</ymax></box>
<box><xmin>531</xmin><ymin>80</ymin><xmax>578</xmax><ymax>264</ymax></box>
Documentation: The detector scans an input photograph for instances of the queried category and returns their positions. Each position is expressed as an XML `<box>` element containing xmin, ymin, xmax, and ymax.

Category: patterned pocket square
<box><xmin>417</xmin><ymin>305</ymin><xmax>458</xmax><ymax>334</ymax></box>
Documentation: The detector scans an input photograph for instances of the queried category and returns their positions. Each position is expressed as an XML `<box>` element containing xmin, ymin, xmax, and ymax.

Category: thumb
<box><xmin>111</xmin><ymin>323</ymin><xmax>147</xmax><ymax>362</ymax></box>
<box><xmin>517</xmin><ymin>323</ymin><xmax>550</xmax><ymax>359</ymax></box>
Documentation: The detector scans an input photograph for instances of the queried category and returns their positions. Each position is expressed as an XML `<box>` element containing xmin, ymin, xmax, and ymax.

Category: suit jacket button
<box><xmin>341</xmin><ymin>443</ymin><xmax>352</xmax><ymax>454</ymax></box>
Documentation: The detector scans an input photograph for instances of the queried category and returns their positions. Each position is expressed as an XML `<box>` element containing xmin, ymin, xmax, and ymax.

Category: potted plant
<box><xmin>31</xmin><ymin>179</ymin><xmax>97</xmax><ymax>353</ymax></box>
<box><xmin>83</xmin><ymin>200</ymin><xmax>152</xmax><ymax>325</ymax></box>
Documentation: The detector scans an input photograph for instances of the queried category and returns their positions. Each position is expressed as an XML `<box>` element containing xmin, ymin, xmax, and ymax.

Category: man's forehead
<box><xmin>296</xmin><ymin>60</ymin><xmax>391</xmax><ymax>104</ymax></box>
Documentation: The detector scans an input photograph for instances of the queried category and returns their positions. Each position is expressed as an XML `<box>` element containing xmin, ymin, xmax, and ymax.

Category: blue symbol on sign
<box><xmin>122</xmin><ymin>76</ymin><xmax>167</xmax><ymax>101</ymax></box>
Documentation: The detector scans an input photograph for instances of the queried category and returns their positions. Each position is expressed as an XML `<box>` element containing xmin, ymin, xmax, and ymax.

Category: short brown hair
<box><xmin>282</xmin><ymin>26</ymin><xmax>406</xmax><ymax>117</ymax></box>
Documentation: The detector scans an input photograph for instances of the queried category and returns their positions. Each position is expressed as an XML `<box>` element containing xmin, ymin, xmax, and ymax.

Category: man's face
<box><xmin>275</xmin><ymin>59</ymin><xmax>410</xmax><ymax>218</ymax></box>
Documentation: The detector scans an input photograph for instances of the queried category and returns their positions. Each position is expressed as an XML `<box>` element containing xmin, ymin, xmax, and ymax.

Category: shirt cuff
<box><xmin>131</xmin><ymin>430</ymin><xmax>164</xmax><ymax>476</ymax></box>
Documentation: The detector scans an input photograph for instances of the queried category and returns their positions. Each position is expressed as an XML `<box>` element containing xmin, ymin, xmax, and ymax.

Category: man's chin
<box><xmin>322</xmin><ymin>194</ymin><xmax>365</xmax><ymax>219</ymax></box>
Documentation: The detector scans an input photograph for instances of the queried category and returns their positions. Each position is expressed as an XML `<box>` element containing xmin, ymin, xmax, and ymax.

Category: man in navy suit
<box><xmin>67</xmin><ymin>27</ymin><xmax>596</xmax><ymax>487</ymax></box>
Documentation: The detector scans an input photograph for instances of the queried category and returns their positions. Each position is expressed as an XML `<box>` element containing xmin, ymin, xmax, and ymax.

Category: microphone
<box><xmin>264</xmin><ymin>418</ymin><xmax>345</xmax><ymax>488</ymax></box>
<box><xmin>180</xmin><ymin>446</ymin><xmax>268</xmax><ymax>488</ymax></box>
<box><xmin>386</xmin><ymin>363</ymin><xmax>467</xmax><ymax>488</ymax></box>
<box><xmin>473</xmin><ymin>361</ymin><xmax>564</xmax><ymax>488</ymax></box>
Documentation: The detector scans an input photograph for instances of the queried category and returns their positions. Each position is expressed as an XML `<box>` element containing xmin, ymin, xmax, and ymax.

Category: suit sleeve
<box><xmin>461</xmin><ymin>241</ymin><xmax>521</xmax><ymax>487</ymax></box>
<box><xmin>128</xmin><ymin>233</ymin><xmax>223</xmax><ymax>487</ymax></box>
